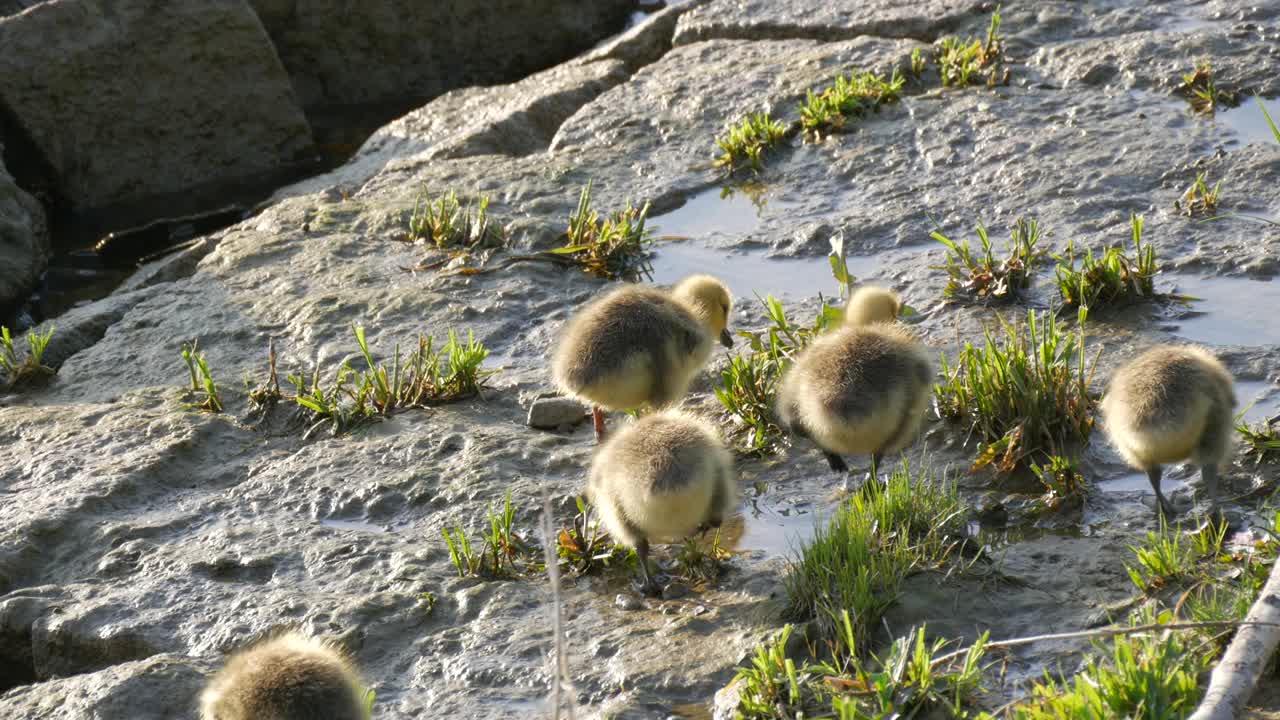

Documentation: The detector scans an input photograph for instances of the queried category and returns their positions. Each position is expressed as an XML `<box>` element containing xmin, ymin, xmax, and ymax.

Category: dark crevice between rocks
<box><xmin>0</xmin><ymin>95</ymin><xmax>69</xmax><ymax>219</ymax></box>
<box><xmin>0</xmin><ymin>625</ymin><xmax>37</xmax><ymax>694</ymax></box>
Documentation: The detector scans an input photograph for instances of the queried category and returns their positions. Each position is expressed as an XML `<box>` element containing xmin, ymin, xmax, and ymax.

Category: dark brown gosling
<box><xmin>1101</xmin><ymin>344</ymin><xmax>1235</xmax><ymax>517</ymax></box>
<box><xmin>777</xmin><ymin>286</ymin><xmax>931</xmax><ymax>479</ymax></box>
<box><xmin>588</xmin><ymin>410</ymin><xmax>736</xmax><ymax>596</ymax></box>
<box><xmin>200</xmin><ymin>631</ymin><xmax>367</xmax><ymax>720</ymax></box>
<box><xmin>552</xmin><ymin>274</ymin><xmax>733</xmax><ymax>441</ymax></box>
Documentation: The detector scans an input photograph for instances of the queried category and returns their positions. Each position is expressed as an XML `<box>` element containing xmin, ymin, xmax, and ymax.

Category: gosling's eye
<box><xmin>721</xmin><ymin>303</ymin><xmax>730</xmax><ymax>313</ymax></box>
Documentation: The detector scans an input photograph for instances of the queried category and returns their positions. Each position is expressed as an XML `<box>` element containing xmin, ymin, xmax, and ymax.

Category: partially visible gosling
<box><xmin>1101</xmin><ymin>345</ymin><xmax>1235</xmax><ymax>517</ymax></box>
<box><xmin>588</xmin><ymin>410</ymin><xmax>737</xmax><ymax>596</ymax></box>
<box><xmin>552</xmin><ymin>274</ymin><xmax>733</xmax><ymax>440</ymax></box>
<box><xmin>201</xmin><ymin>631</ymin><xmax>367</xmax><ymax>720</ymax></box>
<box><xmin>777</xmin><ymin>286</ymin><xmax>931</xmax><ymax>478</ymax></box>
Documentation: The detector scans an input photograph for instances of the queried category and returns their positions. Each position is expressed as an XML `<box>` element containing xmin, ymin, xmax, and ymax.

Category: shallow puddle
<box><xmin>727</xmin><ymin>503</ymin><xmax>824</xmax><ymax>558</ymax></box>
<box><xmin>649</xmin><ymin>186</ymin><xmax>792</xmax><ymax>240</ymax></box>
<box><xmin>1216</xmin><ymin>97</ymin><xmax>1280</xmax><ymax>147</ymax></box>
<box><xmin>319</xmin><ymin>518</ymin><xmax>391</xmax><ymax>534</ymax></box>
<box><xmin>1160</xmin><ymin>275</ymin><xmax>1280</xmax><ymax>346</ymax></box>
<box><xmin>649</xmin><ymin>241</ymin><xmax>882</xmax><ymax>300</ymax></box>
<box><xmin>1238</xmin><ymin>380</ymin><xmax>1280</xmax><ymax>425</ymax></box>
<box><xmin>1097</xmin><ymin>471</ymin><xmax>1187</xmax><ymax>496</ymax></box>
<box><xmin>647</xmin><ymin>186</ymin><xmax>901</xmax><ymax>299</ymax></box>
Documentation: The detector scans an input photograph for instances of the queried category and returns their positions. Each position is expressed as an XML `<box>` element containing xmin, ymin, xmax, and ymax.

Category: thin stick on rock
<box><xmin>540</xmin><ymin>493</ymin><xmax>577</xmax><ymax>720</ymax></box>
<box><xmin>929</xmin><ymin>619</ymin><xmax>1280</xmax><ymax>670</ymax></box>
<box><xmin>1187</xmin><ymin>559</ymin><xmax>1280</xmax><ymax>720</ymax></box>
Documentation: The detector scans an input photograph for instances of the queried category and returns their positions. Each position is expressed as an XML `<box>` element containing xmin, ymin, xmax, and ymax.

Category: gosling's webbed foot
<box><xmin>635</xmin><ymin>538</ymin><xmax>662</xmax><ymax>597</ymax></box>
<box><xmin>638</xmin><ymin>578</ymin><xmax>664</xmax><ymax>598</ymax></box>
<box><xmin>824</xmin><ymin>452</ymin><xmax>848</xmax><ymax>473</ymax></box>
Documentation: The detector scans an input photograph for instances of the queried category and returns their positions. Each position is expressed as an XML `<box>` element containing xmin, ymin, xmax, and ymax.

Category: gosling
<box><xmin>552</xmin><ymin>274</ymin><xmax>733</xmax><ymax>441</ymax></box>
<box><xmin>200</xmin><ymin>630</ymin><xmax>367</xmax><ymax>720</ymax></box>
<box><xmin>777</xmin><ymin>286</ymin><xmax>931</xmax><ymax>479</ymax></box>
<box><xmin>588</xmin><ymin>410</ymin><xmax>737</xmax><ymax>596</ymax></box>
<box><xmin>1101</xmin><ymin>344</ymin><xmax>1235</xmax><ymax>517</ymax></box>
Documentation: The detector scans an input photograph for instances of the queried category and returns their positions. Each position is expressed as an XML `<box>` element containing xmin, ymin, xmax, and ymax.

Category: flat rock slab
<box><xmin>0</xmin><ymin>0</ymin><xmax>313</xmax><ymax>212</ymax></box>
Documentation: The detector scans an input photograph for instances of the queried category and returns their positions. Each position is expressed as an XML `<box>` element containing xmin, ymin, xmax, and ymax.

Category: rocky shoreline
<box><xmin>2</xmin><ymin>0</ymin><xmax>1280</xmax><ymax>718</ymax></box>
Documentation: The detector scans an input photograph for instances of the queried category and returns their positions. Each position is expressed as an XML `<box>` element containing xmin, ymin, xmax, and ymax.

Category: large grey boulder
<box><xmin>0</xmin><ymin>147</ymin><xmax>48</xmax><ymax>313</ymax></box>
<box><xmin>0</xmin><ymin>0</ymin><xmax>314</xmax><ymax>213</ymax></box>
<box><xmin>248</xmin><ymin>0</ymin><xmax>637</xmax><ymax>111</ymax></box>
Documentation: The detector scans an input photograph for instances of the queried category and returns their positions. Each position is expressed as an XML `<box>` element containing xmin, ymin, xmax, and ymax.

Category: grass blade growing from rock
<box><xmin>1</xmin><ymin>324</ymin><xmax>55</xmax><ymax>390</ymax></box>
<box><xmin>552</xmin><ymin>181</ymin><xmax>653</xmax><ymax>282</ymax></box>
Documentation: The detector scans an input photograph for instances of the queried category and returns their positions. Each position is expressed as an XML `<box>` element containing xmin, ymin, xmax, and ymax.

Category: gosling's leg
<box><xmin>636</xmin><ymin>538</ymin><xmax>661</xmax><ymax>597</ymax></box>
<box><xmin>1147</xmin><ymin>466</ymin><xmax>1175</xmax><ymax>518</ymax></box>
<box><xmin>592</xmin><ymin>407</ymin><xmax>606</xmax><ymax>442</ymax></box>
<box><xmin>1200</xmin><ymin>463</ymin><xmax>1219</xmax><ymax>517</ymax></box>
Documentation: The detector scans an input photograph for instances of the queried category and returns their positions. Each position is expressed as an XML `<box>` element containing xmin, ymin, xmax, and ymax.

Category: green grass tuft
<box><xmin>554</xmin><ymin>496</ymin><xmax>632</xmax><ymax>575</ymax></box>
<box><xmin>407</xmin><ymin>188</ymin><xmax>504</xmax><ymax>249</ymax></box>
<box><xmin>715</xmin><ymin>112</ymin><xmax>788</xmax><ymax>172</ymax></box>
<box><xmin>1124</xmin><ymin>518</ymin><xmax>1221</xmax><ymax>594</ymax></box>
<box><xmin>910</xmin><ymin>47</ymin><xmax>927</xmax><ymax>78</ymax></box>
<box><xmin>180</xmin><ymin>341</ymin><xmax>223</xmax><ymax>413</ymax></box>
<box><xmin>934</xmin><ymin>308</ymin><xmax>1097</xmax><ymax>473</ymax></box>
<box><xmin>783</xmin><ymin>461</ymin><xmax>967</xmax><ymax>654</ymax></box>
<box><xmin>552</xmin><ymin>181</ymin><xmax>653</xmax><ymax>282</ymax></box>
<box><xmin>285</xmin><ymin>325</ymin><xmax>494</xmax><ymax>437</ymax></box>
<box><xmin>1176</xmin><ymin>173</ymin><xmax>1222</xmax><ymax>217</ymax></box>
<box><xmin>1008</xmin><ymin>627</ymin><xmax>1209</xmax><ymax>719</ymax></box>
<box><xmin>736</xmin><ymin>618</ymin><xmax>991</xmax><ymax>720</ymax></box>
<box><xmin>932</xmin><ymin>217</ymin><xmax>1046</xmax><ymax>304</ymax></box>
<box><xmin>1052</xmin><ymin>214</ymin><xmax>1158</xmax><ymax>310</ymax></box>
<box><xmin>1</xmin><ymin>324</ymin><xmax>55</xmax><ymax>390</ymax></box>
<box><xmin>1237</xmin><ymin>415</ymin><xmax>1280</xmax><ymax>465</ymax></box>
<box><xmin>443</xmin><ymin>491</ymin><xmax>534</xmax><ymax>579</ymax></box>
<box><xmin>1030</xmin><ymin>454</ymin><xmax>1088</xmax><ymax>511</ymax></box>
<box><xmin>936</xmin><ymin>7</ymin><xmax>1009</xmax><ymax>88</ymax></box>
<box><xmin>1177</xmin><ymin>61</ymin><xmax>1239</xmax><ymax>114</ymax></box>
<box><xmin>799</xmin><ymin>68</ymin><xmax>904</xmax><ymax>141</ymax></box>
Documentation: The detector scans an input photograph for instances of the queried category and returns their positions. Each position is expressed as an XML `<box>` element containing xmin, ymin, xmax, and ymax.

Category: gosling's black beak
<box><xmin>720</xmin><ymin>328</ymin><xmax>734</xmax><ymax>348</ymax></box>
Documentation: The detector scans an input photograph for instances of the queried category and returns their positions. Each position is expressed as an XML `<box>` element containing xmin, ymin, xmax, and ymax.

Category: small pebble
<box><xmin>614</xmin><ymin>593</ymin><xmax>642</xmax><ymax>611</ymax></box>
<box><xmin>527</xmin><ymin>396</ymin><xmax>588</xmax><ymax>429</ymax></box>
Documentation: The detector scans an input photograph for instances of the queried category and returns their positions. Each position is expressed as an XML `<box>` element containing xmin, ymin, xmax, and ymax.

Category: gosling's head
<box><xmin>844</xmin><ymin>286</ymin><xmax>901</xmax><ymax>327</ymax></box>
<box><xmin>673</xmin><ymin>274</ymin><xmax>734</xmax><ymax>348</ymax></box>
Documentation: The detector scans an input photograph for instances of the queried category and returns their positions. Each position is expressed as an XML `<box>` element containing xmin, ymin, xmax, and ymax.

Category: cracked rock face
<box><xmin>2</xmin><ymin>0</ymin><xmax>1280</xmax><ymax>717</ymax></box>
<box><xmin>247</xmin><ymin>0</ymin><xmax>637</xmax><ymax>111</ymax></box>
<box><xmin>0</xmin><ymin>0</ymin><xmax>315</xmax><ymax>214</ymax></box>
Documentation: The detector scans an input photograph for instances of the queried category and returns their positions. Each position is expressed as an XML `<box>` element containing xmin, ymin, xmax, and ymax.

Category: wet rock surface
<box><xmin>1</xmin><ymin>0</ymin><xmax>1279</xmax><ymax>717</ymax></box>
